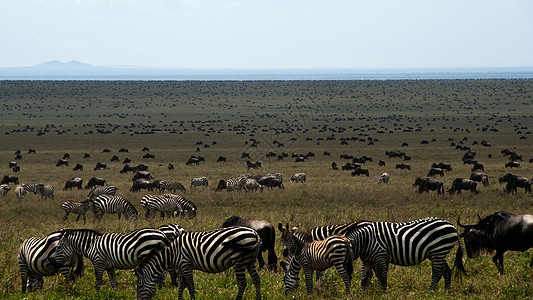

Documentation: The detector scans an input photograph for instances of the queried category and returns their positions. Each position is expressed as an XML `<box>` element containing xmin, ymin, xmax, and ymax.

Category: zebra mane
<box><xmin>135</xmin><ymin>242</ymin><xmax>168</xmax><ymax>270</ymax></box>
<box><xmin>222</xmin><ymin>216</ymin><xmax>243</xmax><ymax>227</ymax></box>
<box><xmin>294</xmin><ymin>230</ymin><xmax>313</xmax><ymax>242</ymax></box>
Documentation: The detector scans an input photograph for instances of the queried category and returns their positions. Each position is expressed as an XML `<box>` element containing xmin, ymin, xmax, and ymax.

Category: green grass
<box><xmin>0</xmin><ymin>79</ymin><xmax>532</xmax><ymax>299</ymax></box>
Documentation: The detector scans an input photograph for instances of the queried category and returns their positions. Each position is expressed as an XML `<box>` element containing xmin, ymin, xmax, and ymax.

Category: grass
<box><xmin>0</xmin><ymin>79</ymin><xmax>532</xmax><ymax>299</ymax></box>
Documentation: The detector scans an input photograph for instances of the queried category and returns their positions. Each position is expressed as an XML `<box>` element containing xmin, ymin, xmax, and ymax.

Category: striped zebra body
<box><xmin>91</xmin><ymin>195</ymin><xmax>138</xmax><ymax>221</ymax></box>
<box><xmin>159</xmin><ymin>180</ymin><xmax>187</xmax><ymax>193</ymax></box>
<box><xmin>135</xmin><ymin>226</ymin><xmax>262</xmax><ymax>300</ymax></box>
<box><xmin>162</xmin><ymin>194</ymin><xmax>197</xmax><ymax>218</ymax></box>
<box><xmin>190</xmin><ymin>176</ymin><xmax>208</xmax><ymax>188</ymax></box>
<box><xmin>22</xmin><ymin>183</ymin><xmax>40</xmax><ymax>194</ymax></box>
<box><xmin>0</xmin><ymin>184</ymin><xmax>10</xmax><ymax>196</ymax></box>
<box><xmin>62</xmin><ymin>200</ymin><xmax>93</xmax><ymax>223</ymax></box>
<box><xmin>226</xmin><ymin>176</ymin><xmax>247</xmax><ymax>192</ymax></box>
<box><xmin>345</xmin><ymin>217</ymin><xmax>465</xmax><ymax>290</ymax></box>
<box><xmin>310</xmin><ymin>221</ymin><xmax>364</xmax><ymax>241</ymax></box>
<box><xmin>86</xmin><ymin>185</ymin><xmax>117</xmax><ymax>200</ymax></box>
<box><xmin>141</xmin><ymin>194</ymin><xmax>183</xmax><ymax>219</ymax></box>
<box><xmin>54</xmin><ymin>228</ymin><xmax>170</xmax><ymax>292</ymax></box>
<box><xmin>18</xmin><ymin>230</ymin><xmax>83</xmax><ymax>293</ymax></box>
<box><xmin>36</xmin><ymin>184</ymin><xmax>55</xmax><ymax>201</ymax></box>
<box><xmin>279</xmin><ymin>224</ymin><xmax>353</xmax><ymax>295</ymax></box>
<box><xmin>290</xmin><ymin>173</ymin><xmax>306</xmax><ymax>183</ymax></box>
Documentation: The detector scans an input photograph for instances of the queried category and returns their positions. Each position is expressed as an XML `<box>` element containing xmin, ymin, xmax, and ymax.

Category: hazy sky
<box><xmin>1</xmin><ymin>0</ymin><xmax>532</xmax><ymax>69</ymax></box>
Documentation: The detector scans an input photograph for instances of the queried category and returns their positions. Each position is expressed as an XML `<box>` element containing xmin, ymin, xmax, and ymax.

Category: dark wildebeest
<box><xmin>110</xmin><ymin>155</ymin><xmax>119</xmax><ymax>162</ymax></box>
<box><xmin>431</xmin><ymin>162</ymin><xmax>452</xmax><ymax>172</ymax></box>
<box><xmin>63</xmin><ymin>153</ymin><xmax>70</xmax><ymax>159</ymax></box>
<box><xmin>351</xmin><ymin>167</ymin><xmax>369</xmax><ymax>177</ymax></box>
<box><xmin>130</xmin><ymin>179</ymin><xmax>153</xmax><ymax>192</ymax></box>
<box><xmin>258</xmin><ymin>177</ymin><xmax>284</xmax><ymax>189</ymax></box>
<box><xmin>123</xmin><ymin>157</ymin><xmax>131</xmax><ymax>164</ymax></box>
<box><xmin>246</xmin><ymin>160</ymin><xmax>262</xmax><ymax>170</ymax></box>
<box><xmin>458</xmin><ymin>211</ymin><xmax>533</xmax><ymax>274</ymax></box>
<box><xmin>332</xmin><ymin>162</ymin><xmax>338</xmax><ymax>170</ymax></box>
<box><xmin>167</xmin><ymin>163</ymin><xmax>174</xmax><ymax>170</ymax></box>
<box><xmin>471</xmin><ymin>163</ymin><xmax>484</xmax><ymax>172</ymax></box>
<box><xmin>56</xmin><ymin>159</ymin><xmax>69</xmax><ymax>167</ymax></box>
<box><xmin>132</xmin><ymin>171</ymin><xmax>152</xmax><ymax>182</ymax></box>
<box><xmin>395</xmin><ymin>163</ymin><xmax>411</xmax><ymax>170</ymax></box>
<box><xmin>469</xmin><ymin>172</ymin><xmax>489</xmax><ymax>187</ymax></box>
<box><xmin>241</xmin><ymin>152</ymin><xmax>251</xmax><ymax>159</ymax></box>
<box><xmin>217</xmin><ymin>156</ymin><xmax>227</xmax><ymax>162</ymax></box>
<box><xmin>221</xmin><ymin>216</ymin><xmax>278</xmax><ymax>271</ymax></box>
<box><xmin>119</xmin><ymin>148</ymin><xmax>129</xmax><ymax>153</ymax></box>
<box><xmin>72</xmin><ymin>163</ymin><xmax>83</xmax><ymax>171</ymax></box>
<box><xmin>427</xmin><ymin>168</ymin><xmax>444</xmax><ymax>177</ymax></box>
<box><xmin>143</xmin><ymin>153</ymin><xmax>155</xmax><ymax>159</ymax></box>
<box><xmin>94</xmin><ymin>162</ymin><xmax>107</xmax><ymax>170</ymax></box>
<box><xmin>378</xmin><ymin>160</ymin><xmax>386</xmax><ymax>166</ymax></box>
<box><xmin>448</xmin><ymin>178</ymin><xmax>478</xmax><ymax>194</ymax></box>
<box><xmin>215</xmin><ymin>179</ymin><xmax>227</xmax><ymax>191</ymax></box>
<box><xmin>505</xmin><ymin>161</ymin><xmax>520</xmax><ymax>168</ymax></box>
<box><xmin>64</xmin><ymin>177</ymin><xmax>83</xmax><ymax>191</ymax></box>
<box><xmin>341</xmin><ymin>162</ymin><xmax>361</xmax><ymax>171</ymax></box>
<box><xmin>83</xmin><ymin>153</ymin><xmax>90</xmax><ymax>159</ymax></box>
<box><xmin>84</xmin><ymin>177</ymin><xmax>106</xmax><ymax>189</ymax></box>
<box><xmin>185</xmin><ymin>156</ymin><xmax>200</xmax><ymax>165</ymax></box>
<box><xmin>1</xmin><ymin>175</ymin><xmax>19</xmax><ymax>185</ymax></box>
<box><xmin>498</xmin><ymin>173</ymin><xmax>532</xmax><ymax>194</ymax></box>
<box><xmin>120</xmin><ymin>164</ymin><xmax>136</xmax><ymax>173</ymax></box>
<box><xmin>413</xmin><ymin>177</ymin><xmax>444</xmax><ymax>194</ymax></box>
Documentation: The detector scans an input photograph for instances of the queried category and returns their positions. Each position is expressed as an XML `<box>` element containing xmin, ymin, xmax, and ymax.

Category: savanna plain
<box><xmin>0</xmin><ymin>79</ymin><xmax>533</xmax><ymax>299</ymax></box>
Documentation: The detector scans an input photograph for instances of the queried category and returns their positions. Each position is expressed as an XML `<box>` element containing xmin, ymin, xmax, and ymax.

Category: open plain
<box><xmin>0</xmin><ymin>79</ymin><xmax>533</xmax><ymax>299</ymax></box>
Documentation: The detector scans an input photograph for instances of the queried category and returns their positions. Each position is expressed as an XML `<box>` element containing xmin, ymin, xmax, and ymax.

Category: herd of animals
<box><xmin>3</xmin><ymin>143</ymin><xmax>533</xmax><ymax>299</ymax></box>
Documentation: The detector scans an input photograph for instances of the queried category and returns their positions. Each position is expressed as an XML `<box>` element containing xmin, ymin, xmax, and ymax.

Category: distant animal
<box><xmin>458</xmin><ymin>211</ymin><xmax>533</xmax><ymax>274</ymax></box>
<box><xmin>62</xmin><ymin>200</ymin><xmax>93</xmax><ymax>223</ymax></box>
<box><xmin>395</xmin><ymin>163</ymin><xmax>411</xmax><ymax>170</ymax></box>
<box><xmin>413</xmin><ymin>177</ymin><xmax>444</xmax><ymax>194</ymax></box>
<box><xmin>190</xmin><ymin>177</ymin><xmax>209</xmax><ymax>188</ymax></box>
<box><xmin>498</xmin><ymin>173</ymin><xmax>532</xmax><ymax>194</ymax></box>
<box><xmin>351</xmin><ymin>167</ymin><xmax>369</xmax><ymax>176</ymax></box>
<box><xmin>216</xmin><ymin>156</ymin><xmax>227</xmax><ymax>162</ymax></box>
<box><xmin>90</xmin><ymin>195</ymin><xmax>138</xmax><ymax>221</ymax></box>
<box><xmin>258</xmin><ymin>176</ymin><xmax>284</xmax><ymax>189</ymax></box>
<box><xmin>222</xmin><ymin>216</ymin><xmax>277</xmax><ymax>271</ymax></box>
<box><xmin>0</xmin><ymin>184</ymin><xmax>11</xmax><ymax>196</ymax></box>
<box><xmin>290</xmin><ymin>173</ymin><xmax>306</xmax><ymax>183</ymax></box>
<box><xmin>159</xmin><ymin>180</ymin><xmax>187</xmax><ymax>193</ymax></box>
<box><xmin>471</xmin><ymin>163</ymin><xmax>484</xmax><ymax>172</ymax></box>
<box><xmin>72</xmin><ymin>163</ymin><xmax>83</xmax><ymax>171</ymax></box>
<box><xmin>448</xmin><ymin>178</ymin><xmax>478</xmax><ymax>194</ymax></box>
<box><xmin>246</xmin><ymin>160</ymin><xmax>262</xmax><ymax>170</ymax></box>
<box><xmin>167</xmin><ymin>163</ymin><xmax>174</xmax><ymax>170</ymax></box>
<box><xmin>120</xmin><ymin>164</ymin><xmax>136</xmax><ymax>173</ymax></box>
<box><xmin>1</xmin><ymin>175</ymin><xmax>19</xmax><ymax>185</ymax></box>
<box><xmin>378</xmin><ymin>173</ymin><xmax>390</xmax><ymax>184</ymax></box>
<box><xmin>332</xmin><ymin>162</ymin><xmax>338</xmax><ymax>170</ymax></box>
<box><xmin>143</xmin><ymin>153</ymin><xmax>155</xmax><ymax>159</ymax></box>
<box><xmin>185</xmin><ymin>156</ymin><xmax>201</xmax><ymax>165</ymax></box>
<box><xmin>110</xmin><ymin>155</ymin><xmax>119</xmax><ymax>162</ymax></box>
<box><xmin>161</xmin><ymin>194</ymin><xmax>197</xmax><ymax>218</ymax></box>
<box><xmin>431</xmin><ymin>162</ymin><xmax>452</xmax><ymax>171</ymax></box>
<box><xmin>63</xmin><ymin>178</ymin><xmax>83</xmax><ymax>191</ymax></box>
<box><xmin>427</xmin><ymin>167</ymin><xmax>444</xmax><ymax>177</ymax></box>
<box><xmin>215</xmin><ymin>179</ymin><xmax>227</xmax><ymax>191</ymax></box>
<box><xmin>15</xmin><ymin>185</ymin><xmax>26</xmax><ymax>199</ymax></box>
<box><xmin>130</xmin><ymin>179</ymin><xmax>153</xmax><ymax>193</ymax></box>
<box><xmin>140</xmin><ymin>194</ymin><xmax>183</xmax><ymax>219</ymax></box>
<box><xmin>86</xmin><ymin>185</ymin><xmax>117</xmax><ymax>200</ymax></box>
<box><xmin>35</xmin><ymin>184</ymin><xmax>55</xmax><ymax>201</ymax></box>
<box><xmin>505</xmin><ymin>161</ymin><xmax>520</xmax><ymax>168</ymax></box>
<box><xmin>93</xmin><ymin>162</ymin><xmax>107</xmax><ymax>170</ymax></box>
<box><xmin>378</xmin><ymin>160</ymin><xmax>386</xmax><ymax>166</ymax></box>
<box><xmin>469</xmin><ymin>172</ymin><xmax>489</xmax><ymax>187</ymax></box>
<box><xmin>241</xmin><ymin>152</ymin><xmax>251</xmax><ymax>159</ymax></box>
<box><xmin>56</xmin><ymin>159</ymin><xmax>69</xmax><ymax>167</ymax></box>
<box><xmin>243</xmin><ymin>178</ymin><xmax>263</xmax><ymax>192</ymax></box>
<box><xmin>84</xmin><ymin>177</ymin><xmax>106</xmax><ymax>189</ymax></box>
<box><xmin>132</xmin><ymin>171</ymin><xmax>152</xmax><ymax>182</ymax></box>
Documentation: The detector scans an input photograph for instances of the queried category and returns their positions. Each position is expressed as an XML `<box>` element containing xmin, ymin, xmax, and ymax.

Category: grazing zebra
<box><xmin>15</xmin><ymin>184</ymin><xmax>26</xmax><ymax>199</ymax></box>
<box><xmin>243</xmin><ymin>178</ymin><xmax>263</xmax><ymax>192</ymax></box>
<box><xmin>0</xmin><ymin>184</ymin><xmax>11</xmax><ymax>196</ymax></box>
<box><xmin>157</xmin><ymin>224</ymin><xmax>185</xmax><ymax>240</ymax></box>
<box><xmin>135</xmin><ymin>226</ymin><xmax>262</xmax><ymax>300</ymax></box>
<box><xmin>54</xmin><ymin>228</ymin><xmax>170</xmax><ymax>292</ymax></box>
<box><xmin>158</xmin><ymin>180</ymin><xmax>187</xmax><ymax>193</ymax></box>
<box><xmin>91</xmin><ymin>195</ymin><xmax>138</xmax><ymax>221</ymax></box>
<box><xmin>225</xmin><ymin>176</ymin><xmax>248</xmax><ymax>192</ymax></box>
<box><xmin>190</xmin><ymin>176</ymin><xmax>208</xmax><ymax>188</ymax></box>
<box><xmin>86</xmin><ymin>185</ymin><xmax>117</xmax><ymax>200</ymax></box>
<box><xmin>22</xmin><ymin>183</ymin><xmax>40</xmax><ymax>194</ymax></box>
<box><xmin>278</xmin><ymin>223</ymin><xmax>353</xmax><ymax>295</ymax></box>
<box><xmin>344</xmin><ymin>217</ymin><xmax>466</xmax><ymax>291</ymax></box>
<box><xmin>62</xmin><ymin>200</ymin><xmax>93</xmax><ymax>224</ymax></box>
<box><xmin>161</xmin><ymin>194</ymin><xmax>197</xmax><ymax>218</ymax></box>
<box><xmin>36</xmin><ymin>184</ymin><xmax>55</xmax><ymax>201</ymax></box>
<box><xmin>290</xmin><ymin>173</ymin><xmax>306</xmax><ymax>183</ymax></box>
<box><xmin>18</xmin><ymin>230</ymin><xmax>83</xmax><ymax>293</ymax></box>
<box><xmin>140</xmin><ymin>194</ymin><xmax>183</xmax><ymax>219</ymax></box>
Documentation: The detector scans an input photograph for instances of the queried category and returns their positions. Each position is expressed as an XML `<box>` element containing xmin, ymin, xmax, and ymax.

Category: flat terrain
<box><xmin>0</xmin><ymin>79</ymin><xmax>532</xmax><ymax>299</ymax></box>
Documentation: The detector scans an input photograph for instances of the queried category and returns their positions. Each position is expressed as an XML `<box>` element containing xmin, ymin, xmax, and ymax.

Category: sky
<box><xmin>1</xmin><ymin>0</ymin><xmax>532</xmax><ymax>69</ymax></box>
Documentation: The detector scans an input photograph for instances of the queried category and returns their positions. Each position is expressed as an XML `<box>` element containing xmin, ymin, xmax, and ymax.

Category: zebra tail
<box><xmin>452</xmin><ymin>237</ymin><xmax>467</xmax><ymax>281</ymax></box>
<box><xmin>73</xmin><ymin>254</ymin><xmax>84</xmax><ymax>278</ymax></box>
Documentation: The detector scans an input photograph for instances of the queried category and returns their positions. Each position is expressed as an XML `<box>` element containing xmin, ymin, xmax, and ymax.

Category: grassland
<box><xmin>0</xmin><ymin>79</ymin><xmax>532</xmax><ymax>299</ymax></box>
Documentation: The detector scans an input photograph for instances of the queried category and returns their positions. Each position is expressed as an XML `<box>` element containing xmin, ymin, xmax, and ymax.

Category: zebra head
<box><xmin>277</xmin><ymin>223</ymin><xmax>300</xmax><ymax>257</ymax></box>
<box><xmin>279</xmin><ymin>254</ymin><xmax>301</xmax><ymax>294</ymax></box>
<box><xmin>135</xmin><ymin>266</ymin><xmax>157</xmax><ymax>300</ymax></box>
<box><xmin>53</xmin><ymin>229</ymin><xmax>75</xmax><ymax>267</ymax></box>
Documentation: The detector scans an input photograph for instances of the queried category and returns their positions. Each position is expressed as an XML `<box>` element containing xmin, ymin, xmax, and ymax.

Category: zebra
<box><xmin>86</xmin><ymin>185</ymin><xmax>118</xmax><ymax>200</ymax></box>
<box><xmin>135</xmin><ymin>226</ymin><xmax>262</xmax><ymax>300</ymax></box>
<box><xmin>157</xmin><ymin>224</ymin><xmax>185</xmax><ymax>241</ymax></box>
<box><xmin>36</xmin><ymin>184</ymin><xmax>54</xmax><ymax>201</ymax></box>
<box><xmin>53</xmin><ymin>228</ymin><xmax>170</xmax><ymax>292</ymax></box>
<box><xmin>290</xmin><ymin>173</ymin><xmax>306</xmax><ymax>183</ymax></box>
<box><xmin>0</xmin><ymin>184</ymin><xmax>11</xmax><ymax>196</ymax></box>
<box><xmin>140</xmin><ymin>194</ymin><xmax>183</xmax><ymax>219</ymax></box>
<box><xmin>190</xmin><ymin>176</ymin><xmax>208</xmax><ymax>188</ymax></box>
<box><xmin>18</xmin><ymin>230</ymin><xmax>83</xmax><ymax>293</ymax></box>
<box><xmin>344</xmin><ymin>217</ymin><xmax>466</xmax><ymax>291</ymax></box>
<box><xmin>378</xmin><ymin>172</ymin><xmax>390</xmax><ymax>184</ymax></box>
<box><xmin>62</xmin><ymin>200</ymin><xmax>93</xmax><ymax>224</ymax></box>
<box><xmin>159</xmin><ymin>180</ymin><xmax>187</xmax><ymax>193</ymax></box>
<box><xmin>278</xmin><ymin>223</ymin><xmax>353</xmax><ymax>295</ymax></box>
<box><xmin>225</xmin><ymin>176</ymin><xmax>248</xmax><ymax>192</ymax></box>
<box><xmin>161</xmin><ymin>194</ymin><xmax>197</xmax><ymax>218</ymax></box>
<box><xmin>91</xmin><ymin>195</ymin><xmax>138</xmax><ymax>221</ymax></box>
<box><xmin>15</xmin><ymin>184</ymin><xmax>26</xmax><ymax>199</ymax></box>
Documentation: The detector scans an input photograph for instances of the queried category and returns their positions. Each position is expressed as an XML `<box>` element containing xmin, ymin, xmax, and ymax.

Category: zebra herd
<box><xmin>18</xmin><ymin>216</ymin><xmax>467</xmax><ymax>298</ymax></box>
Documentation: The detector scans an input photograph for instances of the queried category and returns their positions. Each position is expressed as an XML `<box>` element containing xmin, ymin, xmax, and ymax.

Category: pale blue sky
<box><xmin>1</xmin><ymin>0</ymin><xmax>532</xmax><ymax>69</ymax></box>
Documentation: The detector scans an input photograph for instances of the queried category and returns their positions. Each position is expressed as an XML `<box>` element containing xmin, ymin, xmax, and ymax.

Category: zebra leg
<box><xmin>63</xmin><ymin>211</ymin><xmax>70</xmax><ymax>221</ymax></box>
<box><xmin>107</xmin><ymin>269</ymin><xmax>118</xmax><ymax>292</ymax></box>
<box><xmin>19</xmin><ymin>265</ymin><xmax>28</xmax><ymax>293</ymax></box>
<box><xmin>234</xmin><ymin>265</ymin><xmax>248</xmax><ymax>300</ymax></box>
<box><xmin>334</xmin><ymin>263</ymin><xmax>351</xmax><ymax>294</ymax></box>
<box><xmin>372</xmin><ymin>260</ymin><xmax>389</xmax><ymax>291</ymax></box>
<box><xmin>180</xmin><ymin>266</ymin><xmax>195</xmax><ymax>300</ymax></box>
<box><xmin>360</xmin><ymin>262</ymin><xmax>373</xmax><ymax>289</ymax></box>
<box><xmin>303</xmin><ymin>266</ymin><xmax>314</xmax><ymax>295</ymax></box>
<box><xmin>246</xmin><ymin>262</ymin><xmax>262</xmax><ymax>300</ymax></box>
<box><xmin>429</xmin><ymin>257</ymin><xmax>447</xmax><ymax>290</ymax></box>
<box><xmin>93</xmin><ymin>263</ymin><xmax>105</xmax><ymax>292</ymax></box>
<box><xmin>75</xmin><ymin>214</ymin><xmax>81</xmax><ymax>222</ymax></box>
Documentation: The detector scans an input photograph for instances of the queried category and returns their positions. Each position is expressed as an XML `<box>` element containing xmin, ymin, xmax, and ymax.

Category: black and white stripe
<box><xmin>54</xmin><ymin>228</ymin><xmax>170</xmax><ymax>292</ymax></box>
<box><xmin>18</xmin><ymin>230</ymin><xmax>83</xmax><ymax>293</ymax></box>
<box><xmin>135</xmin><ymin>226</ymin><xmax>262</xmax><ymax>300</ymax></box>
<box><xmin>91</xmin><ymin>195</ymin><xmax>138</xmax><ymax>221</ymax></box>
<box><xmin>35</xmin><ymin>184</ymin><xmax>55</xmax><ymax>201</ymax></box>
<box><xmin>279</xmin><ymin>224</ymin><xmax>353</xmax><ymax>295</ymax></box>
<box><xmin>158</xmin><ymin>180</ymin><xmax>186</xmax><ymax>193</ymax></box>
<box><xmin>345</xmin><ymin>217</ymin><xmax>465</xmax><ymax>291</ymax></box>
<box><xmin>140</xmin><ymin>194</ymin><xmax>183</xmax><ymax>219</ymax></box>
<box><xmin>22</xmin><ymin>183</ymin><xmax>40</xmax><ymax>194</ymax></box>
<box><xmin>0</xmin><ymin>184</ymin><xmax>11</xmax><ymax>196</ymax></box>
<box><xmin>226</xmin><ymin>176</ymin><xmax>248</xmax><ymax>192</ymax></box>
<box><xmin>190</xmin><ymin>176</ymin><xmax>208</xmax><ymax>188</ymax></box>
<box><xmin>62</xmin><ymin>200</ymin><xmax>93</xmax><ymax>224</ymax></box>
<box><xmin>86</xmin><ymin>185</ymin><xmax>118</xmax><ymax>200</ymax></box>
<box><xmin>161</xmin><ymin>194</ymin><xmax>197</xmax><ymax>218</ymax></box>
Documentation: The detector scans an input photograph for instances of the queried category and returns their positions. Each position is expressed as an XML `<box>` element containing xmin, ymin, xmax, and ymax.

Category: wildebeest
<box><xmin>332</xmin><ymin>162</ymin><xmax>338</xmax><ymax>170</ymax></box>
<box><xmin>56</xmin><ymin>159</ymin><xmax>69</xmax><ymax>167</ymax></box>
<box><xmin>215</xmin><ymin>179</ymin><xmax>227</xmax><ymax>191</ymax></box>
<box><xmin>246</xmin><ymin>160</ymin><xmax>262</xmax><ymax>169</ymax></box>
<box><xmin>190</xmin><ymin>177</ymin><xmax>209</xmax><ymax>188</ymax></box>
<box><xmin>413</xmin><ymin>177</ymin><xmax>444</xmax><ymax>194</ymax></box>
<box><xmin>290</xmin><ymin>173</ymin><xmax>306</xmax><ymax>183</ymax></box>
<box><xmin>427</xmin><ymin>167</ymin><xmax>444</xmax><ymax>177</ymax></box>
<box><xmin>351</xmin><ymin>167</ymin><xmax>369</xmax><ymax>177</ymax></box>
<box><xmin>185</xmin><ymin>156</ymin><xmax>201</xmax><ymax>165</ymax></box>
<box><xmin>431</xmin><ymin>162</ymin><xmax>452</xmax><ymax>172</ymax></box>
<box><xmin>469</xmin><ymin>172</ymin><xmax>489</xmax><ymax>187</ymax></box>
<box><xmin>64</xmin><ymin>178</ymin><xmax>83</xmax><ymax>191</ymax></box>
<box><xmin>341</xmin><ymin>162</ymin><xmax>361</xmax><ymax>171</ymax></box>
<box><xmin>471</xmin><ymin>163</ymin><xmax>484</xmax><ymax>172</ymax></box>
<box><xmin>94</xmin><ymin>162</ymin><xmax>107</xmax><ymax>170</ymax></box>
<box><xmin>130</xmin><ymin>179</ymin><xmax>154</xmax><ymax>192</ymax></box>
<box><xmin>378</xmin><ymin>160</ymin><xmax>386</xmax><ymax>166</ymax></box>
<box><xmin>167</xmin><ymin>163</ymin><xmax>174</xmax><ymax>170</ymax></box>
<box><xmin>132</xmin><ymin>171</ymin><xmax>152</xmax><ymax>182</ymax></box>
<box><xmin>222</xmin><ymin>216</ymin><xmax>277</xmax><ymax>271</ymax></box>
<box><xmin>395</xmin><ymin>163</ymin><xmax>411</xmax><ymax>170</ymax></box>
<box><xmin>84</xmin><ymin>177</ymin><xmax>106</xmax><ymax>189</ymax></box>
<box><xmin>142</xmin><ymin>153</ymin><xmax>155</xmax><ymax>159</ymax></box>
<box><xmin>216</xmin><ymin>156</ymin><xmax>227</xmax><ymax>162</ymax></box>
<box><xmin>120</xmin><ymin>164</ymin><xmax>136</xmax><ymax>173</ymax></box>
<box><xmin>72</xmin><ymin>163</ymin><xmax>83</xmax><ymax>171</ymax></box>
<box><xmin>258</xmin><ymin>177</ymin><xmax>284</xmax><ymax>189</ymax></box>
<box><xmin>378</xmin><ymin>173</ymin><xmax>390</xmax><ymax>184</ymax></box>
<box><xmin>498</xmin><ymin>173</ymin><xmax>532</xmax><ymax>194</ymax></box>
<box><xmin>1</xmin><ymin>175</ymin><xmax>19</xmax><ymax>185</ymax></box>
<box><xmin>110</xmin><ymin>155</ymin><xmax>119</xmax><ymax>162</ymax></box>
<box><xmin>458</xmin><ymin>211</ymin><xmax>533</xmax><ymax>274</ymax></box>
<box><xmin>505</xmin><ymin>161</ymin><xmax>520</xmax><ymax>168</ymax></box>
<box><xmin>448</xmin><ymin>178</ymin><xmax>478</xmax><ymax>194</ymax></box>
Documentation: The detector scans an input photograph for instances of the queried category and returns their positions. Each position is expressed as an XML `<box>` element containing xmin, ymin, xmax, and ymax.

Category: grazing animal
<box><xmin>413</xmin><ymin>177</ymin><xmax>444</xmax><ymax>194</ymax></box>
<box><xmin>162</xmin><ymin>194</ymin><xmax>197</xmax><ymax>218</ymax></box>
<box><xmin>448</xmin><ymin>178</ymin><xmax>478</xmax><ymax>194</ymax></box>
<box><xmin>215</xmin><ymin>179</ymin><xmax>227</xmax><ymax>191</ymax></box>
<box><xmin>190</xmin><ymin>177</ymin><xmax>208</xmax><ymax>188</ymax></box>
<box><xmin>185</xmin><ymin>156</ymin><xmax>201</xmax><ymax>165</ymax></box>
<box><xmin>225</xmin><ymin>177</ymin><xmax>247</xmax><ymax>192</ymax></box>
<box><xmin>222</xmin><ymin>216</ymin><xmax>277</xmax><ymax>271</ymax></box>
<box><xmin>290</xmin><ymin>173</ymin><xmax>306</xmax><ymax>183</ymax></box>
<box><xmin>140</xmin><ymin>194</ymin><xmax>183</xmax><ymax>219</ymax></box>
<box><xmin>278</xmin><ymin>223</ymin><xmax>353</xmax><ymax>295</ymax></box>
<box><xmin>133</xmin><ymin>171</ymin><xmax>153</xmax><ymax>182</ymax></box>
<box><xmin>246</xmin><ymin>160</ymin><xmax>262</xmax><ymax>169</ymax></box>
<box><xmin>62</xmin><ymin>200</ymin><xmax>93</xmax><ymax>223</ymax></box>
<box><xmin>0</xmin><ymin>184</ymin><xmax>11</xmax><ymax>195</ymax></box>
<box><xmin>120</xmin><ymin>164</ymin><xmax>136</xmax><ymax>173</ymax></box>
<box><xmin>86</xmin><ymin>185</ymin><xmax>117</xmax><ymax>200</ymax></box>
<box><xmin>56</xmin><ymin>159</ymin><xmax>69</xmax><ymax>167</ymax></box>
<box><xmin>15</xmin><ymin>185</ymin><xmax>26</xmax><ymax>199</ymax></box>
<box><xmin>72</xmin><ymin>163</ymin><xmax>83</xmax><ymax>171</ymax></box>
<box><xmin>458</xmin><ymin>211</ymin><xmax>533</xmax><ymax>274</ymax></box>
<box><xmin>159</xmin><ymin>180</ymin><xmax>187</xmax><ymax>193</ymax></box>
<box><xmin>471</xmin><ymin>163</ymin><xmax>484</xmax><ymax>172</ymax></box>
<box><xmin>18</xmin><ymin>230</ymin><xmax>83</xmax><ymax>293</ymax></box>
<box><xmin>63</xmin><ymin>177</ymin><xmax>83</xmax><ymax>191</ymax></box>
<box><xmin>498</xmin><ymin>173</ymin><xmax>532</xmax><ymax>194</ymax></box>
<box><xmin>53</xmin><ymin>228</ymin><xmax>169</xmax><ymax>292</ymax></box>
<box><xmin>110</xmin><ymin>155</ymin><xmax>119</xmax><ymax>162</ymax></box>
<box><xmin>135</xmin><ymin>226</ymin><xmax>261</xmax><ymax>300</ymax></box>
<box><xmin>167</xmin><ymin>163</ymin><xmax>174</xmax><ymax>170</ymax></box>
<box><xmin>243</xmin><ymin>178</ymin><xmax>263</xmax><ymax>192</ymax></box>
<box><xmin>94</xmin><ymin>162</ymin><xmax>107</xmax><ymax>170</ymax></box>
<box><xmin>130</xmin><ymin>179</ymin><xmax>153</xmax><ymax>193</ymax></box>
<box><xmin>143</xmin><ymin>153</ymin><xmax>156</xmax><ymax>159</ymax></box>
<box><xmin>91</xmin><ymin>195</ymin><xmax>138</xmax><ymax>221</ymax></box>
<box><xmin>84</xmin><ymin>177</ymin><xmax>106</xmax><ymax>189</ymax></box>
<box><xmin>1</xmin><ymin>175</ymin><xmax>19</xmax><ymax>185</ymax></box>
<box><xmin>351</xmin><ymin>167</ymin><xmax>369</xmax><ymax>177</ymax></box>
<box><xmin>345</xmin><ymin>218</ymin><xmax>465</xmax><ymax>291</ymax></box>
<box><xmin>427</xmin><ymin>167</ymin><xmax>444</xmax><ymax>177</ymax></box>
<box><xmin>395</xmin><ymin>163</ymin><xmax>411</xmax><ymax>170</ymax></box>
<box><xmin>378</xmin><ymin>173</ymin><xmax>390</xmax><ymax>184</ymax></box>
<box><xmin>216</xmin><ymin>155</ymin><xmax>227</xmax><ymax>162</ymax></box>
<box><xmin>469</xmin><ymin>172</ymin><xmax>490</xmax><ymax>186</ymax></box>
<box><xmin>505</xmin><ymin>161</ymin><xmax>520</xmax><ymax>168</ymax></box>
<box><xmin>431</xmin><ymin>162</ymin><xmax>452</xmax><ymax>171</ymax></box>
<box><xmin>258</xmin><ymin>177</ymin><xmax>284</xmax><ymax>189</ymax></box>
<box><xmin>378</xmin><ymin>160</ymin><xmax>386</xmax><ymax>166</ymax></box>
<box><xmin>35</xmin><ymin>184</ymin><xmax>54</xmax><ymax>201</ymax></box>
<box><xmin>332</xmin><ymin>162</ymin><xmax>338</xmax><ymax>170</ymax></box>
